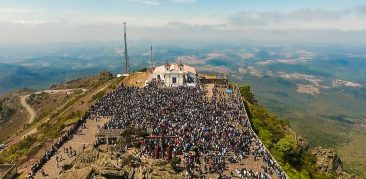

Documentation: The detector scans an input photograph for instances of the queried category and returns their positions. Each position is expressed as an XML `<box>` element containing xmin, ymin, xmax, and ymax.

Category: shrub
<box><xmin>0</xmin><ymin>135</ymin><xmax>37</xmax><ymax>162</ymax></box>
<box><xmin>90</xmin><ymin>91</ymin><xmax>105</xmax><ymax>103</ymax></box>
<box><xmin>239</xmin><ymin>85</ymin><xmax>257</xmax><ymax>104</ymax></box>
<box><xmin>0</xmin><ymin>100</ymin><xmax>15</xmax><ymax>121</ymax></box>
<box><xmin>99</xmin><ymin>71</ymin><xmax>114</xmax><ymax>81</ymax></box>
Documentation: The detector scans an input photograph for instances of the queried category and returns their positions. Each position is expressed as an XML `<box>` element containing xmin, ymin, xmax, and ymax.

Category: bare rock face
<box><xmin>311</xmin><ymin>147</ymin><xmax>342</xmax><ymax>174</ymax></box>
<box><xmin>59</xmin><ymin>167</ymin><xmax>93</xmax><ymax>179</ymax></box>
<box><xmin>59</xmin><ymin>147</ymin><xmax>184</xmax><ymax>179</ymax></box>
<box><xmin>311</xmin><ymin>147</ymin><xmax>357</xmax><ymax>178</ymax></box>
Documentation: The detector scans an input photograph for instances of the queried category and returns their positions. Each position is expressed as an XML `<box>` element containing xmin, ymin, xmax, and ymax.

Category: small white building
<box><xmin>152</xmin><ymin>62</ymin><xmax>197</xmax><ymax>87</ymax></box>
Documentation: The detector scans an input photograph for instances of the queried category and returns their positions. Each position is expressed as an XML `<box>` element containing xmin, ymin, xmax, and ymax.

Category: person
<box><xmin>30</xmin><ymin>80</ymin><xmax>286</xmax><ymax>179</ymax></box>
<box><xmin>41</xmin><ymin>169</ymin><xmax>48</xmax><ymax>176</ymax></box>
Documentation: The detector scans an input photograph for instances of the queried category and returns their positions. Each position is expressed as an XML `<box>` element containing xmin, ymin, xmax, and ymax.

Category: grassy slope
<box><xmin>337</xmin><ymin>128</ymin><xmax>366</xmax><ymax>177</ymax></box>
<box><xmin>0</xmin><ymin>72</ymin><xmax>124</xmax><ymax>165</ymax></box>
<box><xmin>239</xmin><ymin>85</ymin><xmax>330</xmax><ymax>179</ymax></box>
<box><xmin>234</xmin><ymin>75</ymin><xmax>366</xmax><ymax>177</ymax></box>
<box><xmin>0</xmin><ymin>91</ymin><xmax>32</xmax><ymax>142</ymax></box>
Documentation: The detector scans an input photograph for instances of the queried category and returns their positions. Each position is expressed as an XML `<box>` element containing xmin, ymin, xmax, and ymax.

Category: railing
<box><xmin>0</xmin><ymin>164</ymin><xmax>16</xmax><ymax>179</ymax></box>
<box><xmin>236</xmin><ymin>87</ymin><xmax>289</xmax><ymax>179</ymax></box>
<box><xmin>96</xmin><ymin>129</ymin><xmax>125</xmax><ymax>136</ymax></box>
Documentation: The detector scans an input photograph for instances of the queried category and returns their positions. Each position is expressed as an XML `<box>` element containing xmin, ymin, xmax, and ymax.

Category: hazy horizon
<box><xmin>1</xmin><ymin>0</ymin><xmax>366</xmax><ymax>45</ymax></box>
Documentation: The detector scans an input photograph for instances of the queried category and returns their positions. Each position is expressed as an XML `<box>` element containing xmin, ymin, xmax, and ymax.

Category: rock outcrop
<box><xmin>311</xmin><ymin>147</ymin><xmax>342</xmax><ymax>174</ymax></box>
<box><xmin>59</xmin><ymin>147</ymin><xmax>184</xmax><ymax>179</ymax></box>
<box><xmin>311</xmin><ymin>147</ymin><xmax>356</xmax><ymax>178</ymax></box>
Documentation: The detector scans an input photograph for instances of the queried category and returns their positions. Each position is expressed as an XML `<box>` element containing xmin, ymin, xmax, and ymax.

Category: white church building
<box><xmin>151</xmin><ymin>62</ymin><xmax>197</xmax><ymax>87</ymax></box>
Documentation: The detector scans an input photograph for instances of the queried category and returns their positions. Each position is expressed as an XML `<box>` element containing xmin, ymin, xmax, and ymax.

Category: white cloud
<box><xmin>172</xmin><ymin>0</ymin><xmax>197</xmax><ymax>3</ymax></box>
<box><xmin>0</xmin><ymin>7</ymin><xmax>35</xmax><ymax>13</ymax></box>
<box><xmin>124</xmin><ymin>0</ymin><xmax>161</xmax><ymax>5</ymax></box>
<box><xmin>0</xmin><ymin>4</ymin><xmax>366</xmax><ymax>44</ymax></box>
<box><xmin>122</xmin><ymin>0</ymin><xmax>197</xmax><ymax>5</ymax></box>
<box><xmin>227</xmin><ymin>7</ymin><xmax>366</xmax><ymax>30</ymax></box>
<box><xmin>11</xmin><ymin>20</ymin><xmax>46</xmax><ymax>25</ymax></box>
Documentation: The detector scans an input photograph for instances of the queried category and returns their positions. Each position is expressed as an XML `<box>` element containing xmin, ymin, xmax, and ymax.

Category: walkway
<box><xmin>35</xmin><ymin>117</ymin><xmax>108</xmax><ymax>178</ymax></box>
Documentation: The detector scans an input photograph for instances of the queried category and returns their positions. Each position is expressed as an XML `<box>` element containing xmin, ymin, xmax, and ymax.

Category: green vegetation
<box><xmin>109</xmin><ymin>76</ymin><xmax>126</xmax><ymax>90</ymax></box>
<box><xmin>38</xmin><ymin>110</ymin><xmax>82</xmax><ymax>142</ymax></box>
<box><xmin>0</xmin><ymin>135</ymin><xmax>37</xmax><ymax>163</ymax></box>
<box><xmin>90</xmin><ymin>91</ymin><xmax>105</xmax><ymax>103</ymax></box>
<box><xmin>240</xmin><ymin>85</ymin><xmax>333</xmax><ymax>179</ymax></box>
<box><xmin>98</xmin><ymin>71</ymin><xmax>114</xmax><ymax>81</ymax></box>
<box><xmin>0</xmin><ymin>71</ymin><xmax>119</xmax><ymax>165</ymax></box>
<box><xmin>64</xmin><ymin>111</ymin><xmax>82</xmax><ymax>126</ymax></box>
<box><xmin>48</xmin><ymin>92</ymin><xmax>86</xmax><ymax>120</ymax></box>
<box><xmin>239</xmin><ymin>74</ymin><xmax>366</xmax><ymax>177</ymax></box>
<box><xmin>239</xmin><ymin>86</ymin><xmax>257</xmax><ymax>104</ymax></box>
<box><xmin>0</xmin><ymin>98</ymin><xmax>15</xmax><ymax>122</ymax></box>
<box><xmin>27</xmin><ymin>92</ymin><xmax>49</xmax><ymax>106</ymax></box>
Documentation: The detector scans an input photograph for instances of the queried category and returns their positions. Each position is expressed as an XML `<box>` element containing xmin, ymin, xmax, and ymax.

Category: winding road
<box><xmin>19</xmin><ymin>88</ymin><xmax>88</xmax><ymax>124</ymax></box>
<box><xmin>20</xmin><ymin>95</ymin><xmax>36</xmax><ymax>124</ymax></box>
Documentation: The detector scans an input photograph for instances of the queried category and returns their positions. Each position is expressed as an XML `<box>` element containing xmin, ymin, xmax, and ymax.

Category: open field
<box><xmin>337</xmin><ymin>128</ymin><xmax>366</xmax><ymax>176</ymax></box>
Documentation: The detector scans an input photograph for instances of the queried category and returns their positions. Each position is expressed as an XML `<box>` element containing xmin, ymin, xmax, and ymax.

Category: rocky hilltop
<box><xmin>0</xmin><ymin>71</ymin><xmax>360</xmax><ymax>179</ymax></box>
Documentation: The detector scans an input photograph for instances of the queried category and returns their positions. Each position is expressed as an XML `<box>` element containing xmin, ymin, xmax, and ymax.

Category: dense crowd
<box><xmin>87</xmin><ymin>82</ymin><xmax>286</xmax><ymax>179</ymax></box>
<box><xmin>28</xmin><ymin>78</ymin><xmax>286</xmax><ymax>178</ymax></box>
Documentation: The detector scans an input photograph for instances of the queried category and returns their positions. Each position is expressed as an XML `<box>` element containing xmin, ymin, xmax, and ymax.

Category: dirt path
<box><xmin>34</xmin><ymin>117</ymin><xmax>108</xmax><ymax>178</ymax></box>
<box><xmin>20</xmin><ymin>95</ymin><xmax>36</xmax><ymax>124</ymax></box>
<box><xmin>19</xmin><ymin>89</ymin><xmax>88</xmax><ymax>125</ymax></box>
<box><xmin>6</xmin><ymin>89</ymin><xmax>88</xmax><ymax>147</ymax></box>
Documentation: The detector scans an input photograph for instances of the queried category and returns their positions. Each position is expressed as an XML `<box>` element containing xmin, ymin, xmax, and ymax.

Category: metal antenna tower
<box><xmin>150</xmin><ymin>45</ymin><xmax>154</xmax><ymax>70</ymax></box>
<box><xmin>123</xmin><ymin>22</ymin><xmax>129</xmax><ymax>74</ymax></box>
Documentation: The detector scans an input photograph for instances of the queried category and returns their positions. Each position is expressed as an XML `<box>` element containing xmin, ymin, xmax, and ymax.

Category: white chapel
<box><xmin>152</xmin><ymin>62</ymin><xmax>197</xmax><ymax>87</ymax></box>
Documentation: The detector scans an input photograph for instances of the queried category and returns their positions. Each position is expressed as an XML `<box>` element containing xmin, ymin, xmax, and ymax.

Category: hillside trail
<box><xmin>19</xmin><ymin>89</ymin><xmax>87</xmax><ymax>124</ymax></box>
<box><xmin>20</xmin><ymin>95</ymin><xmax>36</xmax><ymax>124</ymax></box>
<box><xmin>5</xmin><ymin>88</ymin><xmax>87</xmax><ymax>147</ymax></box>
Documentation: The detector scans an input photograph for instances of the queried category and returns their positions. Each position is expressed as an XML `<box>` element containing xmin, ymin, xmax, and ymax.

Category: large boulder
<box><xmin>311</xmin><ymin>147</ymin><xmax>357</xmax><ymax>178</ymax></box>
<box><xmin>311</xmin><ymin>147</ymin><xmax>342</xmax><ymax>174</ymax></box>
<box><xmin>59</xmin><ymin>167</ymin><xmax>93</xmax><ymax>179</ymax></box>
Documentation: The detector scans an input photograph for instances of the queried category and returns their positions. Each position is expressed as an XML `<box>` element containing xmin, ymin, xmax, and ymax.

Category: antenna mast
<box><xmin>150</xmin><ymin>45</ymin><xmax>154</xmax><ymax>70</ymax></box>
<box><xmin>123</xmin><ymin>22</ymin><xmax>129</xmax><ymax>74</ymax></box>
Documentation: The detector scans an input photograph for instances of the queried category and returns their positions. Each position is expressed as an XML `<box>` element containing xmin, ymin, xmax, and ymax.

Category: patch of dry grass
<box><xmin>337</xmin><ymin>128</ymin><xmax>366</xmax><ymax>177</ymax></box>
<box><xmin>122</xmin><ymin>72</ymin><xmax>151</xmax><ymax>88</ymax></box>
<box><xmin>0</xmin><ymin>93</ymin><xmax>29</xmax><ymax>142</ymax></box>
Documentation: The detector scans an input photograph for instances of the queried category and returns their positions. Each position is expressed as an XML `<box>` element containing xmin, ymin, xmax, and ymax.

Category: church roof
<box><xmin>153</xmin><ymin>63</ymin><xmax>196</xmax><ymax>74</ymax></box>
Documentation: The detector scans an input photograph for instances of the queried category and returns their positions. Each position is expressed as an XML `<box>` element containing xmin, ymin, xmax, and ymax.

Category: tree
<box><xmin>99</xmin><ymin>71</ymin><xmax>114</xmax><ymax>80</ymax></box>
<box><xmin>275</xmin><ymin>135</ymin><xmax>302</xmax><ymax>167</ymax></box>
<box><xmin>239</xmin><ymin>85</ymin><xmax>257</xmax><ymax>104</ymax></box>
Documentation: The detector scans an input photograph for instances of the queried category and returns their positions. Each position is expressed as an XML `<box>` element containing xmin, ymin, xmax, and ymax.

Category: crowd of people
<box><xmin>28</xmin><ymin>78</ymin><xmax>286</xmax><ymax>178</ymax></box>
<box><xmin>28</xmin><ymin>113</ymin><xmax>90</xmax><ymax>178</ymax></box>
<box><xmin>87</xmin><ymin>82</ymin><xmax>286</xmax><ymax>179</ymax></box>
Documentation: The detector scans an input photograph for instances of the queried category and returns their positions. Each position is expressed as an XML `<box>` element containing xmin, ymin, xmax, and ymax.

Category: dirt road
<box><xmin>20</xmin><ymin>89</ymin><xmax>87</xmax><ymax>124</ymax></box>
<box><xmin>20</xmin><ymin>95</ymin><xmax>36</xmax><ymax>124</ymax></box>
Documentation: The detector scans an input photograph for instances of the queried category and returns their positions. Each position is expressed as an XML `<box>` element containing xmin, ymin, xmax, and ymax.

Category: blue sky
<box><xmin>0</xmin><ymin>0</ymin><xmax>366</xmax><ymax>44</ymax></box>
